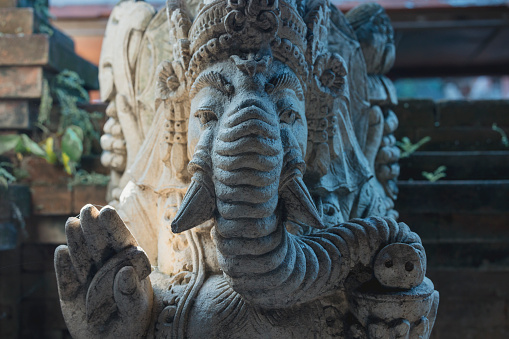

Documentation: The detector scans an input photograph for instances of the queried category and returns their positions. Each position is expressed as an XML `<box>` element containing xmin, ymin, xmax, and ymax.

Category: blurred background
<box><xmin>0</xmin><ymin>0</ymin><xmax>508</xmax><ymax>338</ymax></box>
<box><xmin>48</xmin><ymin>0</ymin><xmax>509</xmax><ymax>102</ymax></box>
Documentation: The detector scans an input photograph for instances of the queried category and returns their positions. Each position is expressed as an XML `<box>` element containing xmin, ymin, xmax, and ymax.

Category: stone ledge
<box><xmin>0</xmin><ymin>34</ymin><xmax>98</xmax><ymax>89</ymax></box>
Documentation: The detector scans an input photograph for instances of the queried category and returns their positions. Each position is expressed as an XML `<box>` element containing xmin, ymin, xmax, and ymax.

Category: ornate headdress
<box><xmin>155</xmin><ymin>0</ymin><xmax>358</xmax><ymax>187</ymax></box>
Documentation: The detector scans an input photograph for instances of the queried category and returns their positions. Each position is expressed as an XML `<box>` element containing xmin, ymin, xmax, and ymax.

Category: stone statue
<box><xmin>54</xmin><ymin>0</ymin><xmax>439</xmax><ymax>338</ymax></box>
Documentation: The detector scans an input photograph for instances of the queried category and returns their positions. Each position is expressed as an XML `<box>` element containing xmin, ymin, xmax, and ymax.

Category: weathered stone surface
<box><xmin>0</xmin><ymin>66</ymin><xmax>43</xmax><ymax>98</ymax></box>
<box><xmin>0</xmin><ymin>7</ymin><xmax>34</xmax><ymax>34</ymax></box>
<box><xmin>54</xmin><ymin>1</ymin><xmax>438</xmax><ymax>338</ymax></box>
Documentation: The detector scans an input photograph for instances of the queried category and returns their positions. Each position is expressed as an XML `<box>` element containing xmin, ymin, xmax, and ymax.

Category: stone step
<box><xmin>399</xmin><ymin>151</ymin><xmax>509</xmax><ymax>180</ymax></box>
<box><xmin>395</xmin><ymin>99</ymin><xmax>509</xmax><ymax>151</ymax></box>
<box><xmin>424</xmin><ymin>241</ymin><xmax>509</xmax><ymax>269</ymax></box>
<box><xmin>400</xmin><ymin>212</ymin><xmax>509</xmax><ymax>242</ymax></box>
<box><xmin>396</xmin><ymin>180</ymin><xmax>509</xmax><ymax>214</ymax></box>
<box><xmin>427</xmin><ymin>269</ymin><xmax>509</xmax><ymax>339</ymax></box>
<box><xmin>0</xmin><ymin>34</ymin><xmax>97</xmax><ymax>89</ymax></box>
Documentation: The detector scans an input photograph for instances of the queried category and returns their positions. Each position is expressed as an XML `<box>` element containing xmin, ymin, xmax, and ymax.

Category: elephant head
<box><xmin>154</xmin><ymin>0</ymin><xmax>406</xmax><ymax>309</ymax></box>
<box><xmin>173</xmin><ymin>53</ymin><xmax>326</xmax><ymax>237</ymax></box>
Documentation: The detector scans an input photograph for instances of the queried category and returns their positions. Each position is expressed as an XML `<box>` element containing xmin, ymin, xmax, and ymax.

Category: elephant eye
<box><xmin>280</xmin><ymin>108</ymin><xmax>298</xmax><ymax>125</ymax></box>
<box><xmin>322</xmin><ymin>203</ymin><xmax>339</xmax><ymax>217</ymax></box>
<box><xmin>195</xmin><ymin>110</ymin><xmax>217</xmax><ymax>126</ymax></box>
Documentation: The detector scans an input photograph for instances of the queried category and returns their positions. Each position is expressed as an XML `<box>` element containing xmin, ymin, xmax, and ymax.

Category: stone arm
<box><xmin>54</xmin><ymin>205</ymin><xmax>153</xmax><ymax>339</ymax></box>
<box><xmin>212</xmin><ymin>216</ymin><xmax>425</xmax><ymax>309</ymax></box>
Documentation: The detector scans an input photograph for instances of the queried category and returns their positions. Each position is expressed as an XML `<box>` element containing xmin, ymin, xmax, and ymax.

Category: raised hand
<box><xmin>54</xmin><ymin>204</ymin><xmax>153</xmax><ymax>338</ymax></box>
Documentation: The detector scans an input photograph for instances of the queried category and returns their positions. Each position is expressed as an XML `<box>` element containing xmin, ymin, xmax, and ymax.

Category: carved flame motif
<box><xmin>225</xmin><ymin>0</ymin><xmax>279</xmax><ymax>40</ymax></box>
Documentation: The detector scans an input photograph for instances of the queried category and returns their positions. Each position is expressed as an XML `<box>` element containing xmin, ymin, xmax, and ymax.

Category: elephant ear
<box><xmin>304</xmin><ymin>1</ymin><xmax>371</xmax><ymax>193</ymax></box>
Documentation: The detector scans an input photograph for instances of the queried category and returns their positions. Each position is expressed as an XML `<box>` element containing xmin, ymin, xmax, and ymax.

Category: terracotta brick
<box><xmin>0</xmin><ymin>8</ymin><xmax>34</xmax><ymax>34</ymax></box>
<box><xmin>0</xmin><ymin>35</ymin><xmax>50</xmax><ymax>66</ymax></box>
<box><xmin>0</xmin><ymin>0</ymin><xmax>17</xmax><ymax>8</ymax></box>
<box><xmin>0</xmin><ymin>67</ymin><xmax>43</xmax><ymax>99</ymax></box>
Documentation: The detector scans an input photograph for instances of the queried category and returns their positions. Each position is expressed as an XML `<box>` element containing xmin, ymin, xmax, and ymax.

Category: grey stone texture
<box><xmin>54</xmin><ymin>0</ymin><xmax>439</xmax><ymax>337</ymax></box>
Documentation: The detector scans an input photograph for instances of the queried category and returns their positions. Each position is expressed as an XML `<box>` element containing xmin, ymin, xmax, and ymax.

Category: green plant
<box><xmin>0</xmin><ymin>162</ymin><xmax>16</xmax><ymax>191</ymax></box>
<box><xmin>33</xmin><ymin>0</ymin><xmax>54</xmax><ymax>35</ymax></box>
<box><xmin>492</xmin><ymin>123</ymin><xmax>509</xmax><ymax>148</ymax></box>
<box><xmin>67</xmin><ymin>170</ymin><xmax>110</xmax><ymax>188</ymax></box>
<box><xmin>0</xmin><ymin>70</ymin><xmax>102</xmax><ymax>179</ymax></box>
<box><xmin>397</xmin><ymin>136</ymin><xmax>431</xmax><ymax>158</ymax></box>
<box><xmin>422</xmin><ymin>166</ymin><xmax>447</xmax><ymax>182</ymax></box>
<box><xmin>0</xmin><ymin>134</ymin><xmax>46</xmax><ymax>158</ymax></box>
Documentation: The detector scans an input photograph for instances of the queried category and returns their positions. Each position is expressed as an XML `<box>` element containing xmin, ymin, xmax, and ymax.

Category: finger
<box><xmin>65</xmin><ymin>217</ymin><xmax>94</xmax><ymax>284</ymax></box>
<box><xmin>85</xmin><ymin>247</ymin><xmax>152</xmax><ymax>324</ymax></box>
<box><xmin>426</xmin><ymin>291</ymin><xmax>440</xmax><ymax>332</ymax></box>
<box><xmin>114</xmin><ymin>266</ymin><xmax>153</xmax><ymax>332</ymax></box>
<box><xmin>393</xmin><ymin>319</ymin><xmax>410</xmax><ymax>339</ymax></box>
<box><xmin>368</xmin><ymin>322</ymin><xmax>390</xmax><ymax>339</ymax></box>
<box><xmin>410</xmin><ymin>317</ymin><xmax>429</xmax><ymax>339</ymax></box>
<box><xmin>376</xmin><ymin>146</ymin><xmax>400</xmax><ymax>164</ymax></box>
<box><xmin>54</xmin><ymin>245</ymin><xmax>81</xmax><ymax>301</ymax></box>
<box><xmin>384</xmin><ymin>109</ymin><xmax>399</xmax><ymax>134</ymax></box>
<box><xmin>98</xmin><ymin>205</ymin><xmax>138</xmax><ymax>252</ymax></box>
<box><xmin>80</xmin><ymin>204</ymin><xmax>112</xmax><ymax>266</ymax></box>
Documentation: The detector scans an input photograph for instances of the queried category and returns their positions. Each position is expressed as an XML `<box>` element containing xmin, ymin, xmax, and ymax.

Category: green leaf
<box><xmin>0</xmin><ymin>176</ymin><xmax>8</xmax><ymax>191</ymax></box>
<box><xmin>61</xmin><ymin>126</ymin><xmax>83</xmax><ymax>162</ymax></box>
<box><xmin>43</xmin><ymin>137</ymin><xmax>58</xmax><ymax>164</ymax></box>
<box><xmin>62</xmin><ymin>152</ymin><xmax>74</xmax><ymax>175</ymax></box>
<box><xmin>0</xmin><ymin>135</ymin><xmax>21</xmax><ymax>154</ymax></box>
<box><xmin>0</xmin><ymin>168</ymin><xmax>16</xmax><ymax>184</ymax></box>
<box><xmin>19</xmin><ymin>134</ymin><xmax>46</xmax><ymax>157</ymax></box>
<box><xmin>68</xmin><ymin>125</ymin><xmax>84</xmax><ymax>141</ymax></box>
<box><xmin>38</xmin><ymin>79</ymin><xmax>53</xmax><ymax>125</ymax></box>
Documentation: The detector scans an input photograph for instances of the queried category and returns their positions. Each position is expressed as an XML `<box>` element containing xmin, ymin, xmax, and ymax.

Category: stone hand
<box><xmin>54</xmin><ymin>204</ymin><xmax>153</xmax><ymax>339</ymax></box>
<box><xmin>349</xmin><ymin>279</ymin><xmax>439</xmax><ymax>339</ymax></box>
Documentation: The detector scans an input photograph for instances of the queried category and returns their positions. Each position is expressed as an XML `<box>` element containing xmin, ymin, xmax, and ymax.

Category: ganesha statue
<box><xmin>54</xmin><ymin>0</ymin><xmax>439</xmax><ymax>338</ymax></box>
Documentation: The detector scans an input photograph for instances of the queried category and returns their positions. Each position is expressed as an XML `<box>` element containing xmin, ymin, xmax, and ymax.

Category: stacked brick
<box><xmin>0</xmin><ymin>1</ymin><xmax>105</xmax><ymax>337</ymax></box>
<box><xmin>0</xmin><ymin>0</ymin><xmax>98</xmax><ymax>130</ymax></box>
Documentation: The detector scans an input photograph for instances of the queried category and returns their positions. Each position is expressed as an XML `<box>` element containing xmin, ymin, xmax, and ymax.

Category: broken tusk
<box><xmin>171</xmin><ymin>171</ymin><xmax>216</xmax><ymax>233</ymax></box>
<box><xmin>280</xmin><ymin>175</ymin><xmax>325</xmax><ymax>229</ymax></box>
